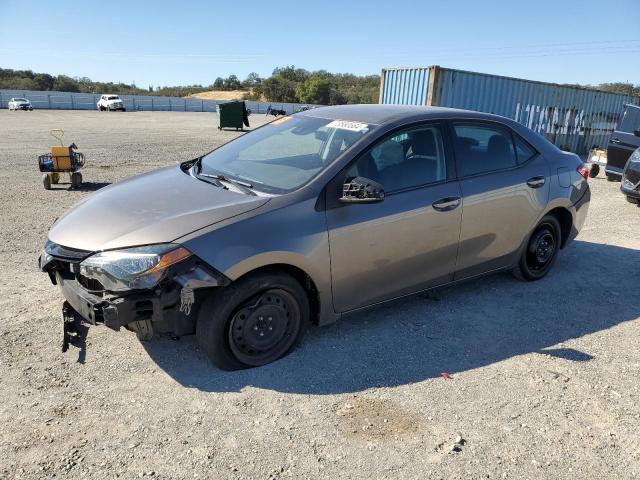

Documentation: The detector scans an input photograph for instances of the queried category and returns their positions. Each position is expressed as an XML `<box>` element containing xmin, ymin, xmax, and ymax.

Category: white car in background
<box><xmin>97</xmin><ymin>95</ymin><xmax>126</xmax><ymax>111</ymax></box>
<box><xmin>8</xmin><ymin>98</ymin><xmax>33</xmax><ymax>111</ymax></box>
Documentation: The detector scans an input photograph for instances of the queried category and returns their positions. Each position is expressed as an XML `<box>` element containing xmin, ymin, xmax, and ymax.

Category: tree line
<box><xmin>0</xmin><ymin>67</ymin><xmax>380</xmax><ymax>104</ymax></box>
<box><xmin>1</xmin><ymin>67</ymin><xmax>637</xmax><ymax>105</ymax></box>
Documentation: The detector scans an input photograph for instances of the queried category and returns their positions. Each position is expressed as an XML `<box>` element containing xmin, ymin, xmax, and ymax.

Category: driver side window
<box><xmin>346</xmin><ymin>124</ymin><xmax>447</xmax><ymax>192</ymax></box>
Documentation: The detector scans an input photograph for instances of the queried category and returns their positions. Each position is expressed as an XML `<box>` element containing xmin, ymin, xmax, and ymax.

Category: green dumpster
<box><xmin>216</xmin><ymin>101</ymin><xmax>250</xmax><ymax>131</ymax></box>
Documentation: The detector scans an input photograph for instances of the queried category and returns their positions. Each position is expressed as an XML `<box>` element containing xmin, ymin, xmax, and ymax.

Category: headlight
<box><xmin>629</xmin><ymin>148</ymin><xmax>640</xmax><ymax>165</ymax></box>
<box><xmin>79</xmin><ymin>244</ymin><xmax>191</xmax><ymax>291</ymax></box>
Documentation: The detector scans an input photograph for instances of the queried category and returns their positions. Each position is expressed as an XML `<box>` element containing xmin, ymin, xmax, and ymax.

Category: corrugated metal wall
<box><xmin>0</xmin><ymin>89</ymin><xmax>319</xmax><ymax>115</ymax></box>
<box><xmin>380</xmin><ymin>66</ymin><xmax>640</xmax><ymax>154</ymax></box>
<box><xmin>380</xmin><ymin>68</ymin><xmax>430</xmax><ymax>105</ymax></box>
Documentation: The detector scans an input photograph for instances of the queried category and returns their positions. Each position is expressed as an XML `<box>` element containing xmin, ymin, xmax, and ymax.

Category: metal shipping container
<box><xmin>380</xmin><ymin>66</ymin><xmax>640</xmax><ymax>154</ymax></box>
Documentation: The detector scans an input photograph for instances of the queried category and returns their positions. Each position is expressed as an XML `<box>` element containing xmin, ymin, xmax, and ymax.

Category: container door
<box><xmin>606</xmin><ymin>105</ymin><xmax>640</xmax><ymax>177</ymax></box>
<box><xmin>326</xmin><ymin>123</ymin><xmax>461</xmax><ymax>312</ymax></box>
<box><xmin>451</xmin><ymin>121</ymin><xmax>549</xmax><ymax>280</ymax></box>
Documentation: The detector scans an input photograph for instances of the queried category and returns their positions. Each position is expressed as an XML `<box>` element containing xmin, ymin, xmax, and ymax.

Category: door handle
<box><xmin>526</xmin><ymin>176</ymin><xmax>546</xmax><ymax>188</ymax></box>
<box><xmin>610</xmin><ymin>138</ymin><xmax>621</xmax><ymax>144</ymax></box>
<box><xmin>432</xmin><ymin>196</ymin><xmax>461</xmax><ymax>212</ymax></box>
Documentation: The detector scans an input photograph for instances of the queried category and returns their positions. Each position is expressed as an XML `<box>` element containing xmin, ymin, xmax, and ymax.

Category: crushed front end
<box><xmin>39</xmin><ymin>241</ymin><xmax>228</xmax><ymax>350</ymax></box>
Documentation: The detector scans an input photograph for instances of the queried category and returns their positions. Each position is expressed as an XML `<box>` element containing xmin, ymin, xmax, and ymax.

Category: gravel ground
<box><xmin>0</xmin><ymin>110</ymin><xmax>639</xmax><ymax>480</ymax></box>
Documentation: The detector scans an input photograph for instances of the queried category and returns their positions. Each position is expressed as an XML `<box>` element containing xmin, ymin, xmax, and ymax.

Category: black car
<box><xmin>606</xmin><ymin>104</ymin><xmax>640</xmax><ymax>181</ymax></box>
<box><xmin>621</xmin><ymin>147</ymin><xmax>640</xmax><ymax>205</ymax></box>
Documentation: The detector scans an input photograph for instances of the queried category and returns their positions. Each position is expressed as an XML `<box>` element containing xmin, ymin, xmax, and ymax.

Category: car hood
<box><xmin>48</xmin><ymin>165</ymin><xmax>269</xmax><ymax>252</ymax></box>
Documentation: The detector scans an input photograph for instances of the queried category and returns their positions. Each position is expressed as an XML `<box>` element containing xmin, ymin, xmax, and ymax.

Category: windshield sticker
<box><xmin>270</xmin><ymin>116</ymin><xmax>292</xmax><ymax>125</ymax></box>
<box><xmin>326</xmin><ymin>120</ymin><xmax>369</xmax><ymax>132</ymax></box>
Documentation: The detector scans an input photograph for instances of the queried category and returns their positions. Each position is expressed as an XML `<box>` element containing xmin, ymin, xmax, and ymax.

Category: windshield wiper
<box><xmin>199</xmin><ymin>173</ymin><xmax>256</xmax><ymax>195</ymax></box>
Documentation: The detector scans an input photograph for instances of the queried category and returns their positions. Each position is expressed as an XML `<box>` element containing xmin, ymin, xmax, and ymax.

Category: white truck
<box><xmin>97</xmin><ymin>95</ymin><xmax>126</xmax><ymax>111</ymax></box>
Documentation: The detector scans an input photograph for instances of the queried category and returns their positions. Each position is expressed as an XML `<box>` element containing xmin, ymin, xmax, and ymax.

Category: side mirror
<box><xmin>634</xmin><ymin>128</ymin><xmax>640</xmax><ymax>137</ymax></box>
<box><xmin>340</xmin><ymin>176</ymin><xmax>385</xmax><ymax>203</ymax></box>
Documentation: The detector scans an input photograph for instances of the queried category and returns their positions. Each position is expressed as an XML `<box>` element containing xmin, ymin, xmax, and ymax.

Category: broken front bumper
<box><xmin>41</xmin><ymin>248</ymin><xmax>229</xmax><ymax>338</ymax></box>
<box><xmin>56</xmin><ymin>272</ymin><xmax>157</xmax><ymax>331</ymax></box>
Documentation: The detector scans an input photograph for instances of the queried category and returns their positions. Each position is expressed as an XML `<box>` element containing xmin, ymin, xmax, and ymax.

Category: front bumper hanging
<box><xmin>41</xmin><ymin>249</ymin><xmax>229</xmax><ymax>349</ymax></box>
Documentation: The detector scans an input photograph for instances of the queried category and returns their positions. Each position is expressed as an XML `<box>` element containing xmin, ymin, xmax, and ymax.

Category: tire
<box><xmin>196</xmin><ymin>272</ymin><xmax>310</xmax><ymax>370</ymax></box>
<box><xmin>626</xmin><ymin>195</ymin><xmax>640</xmax><ymax>205</ymax></box>
<box><xmin>70</xmin><ymin>172</ymin><xmax>82</xmax><ymax>189</ymax></box>
<box><xmin>51</xmin><ymin>173</ymin><xmax>60</xmax><ymax>184</ymax></box>
<box><xmin>42</xmin><ymin>174</ymin><xmax>52</xmax><ymax>190</ymax></box>
<box><xmin>606</xmin><ymin>173</ymin><xmax>619</xmax><ymax>182</ymax></box>
<box><xmin>513</xmin><ymin>215</ymin><xmax>561</xmax><ymax>281</ymax></box>
<box><xmin>588</xmin><ymin>164</ymin><xmax>599</xmax><ymax>178</ymax></box>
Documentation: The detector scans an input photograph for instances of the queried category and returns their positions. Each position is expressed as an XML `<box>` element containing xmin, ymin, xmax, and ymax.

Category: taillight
<box><xmin>577</xmin><ymin>164</ymin><xmax>589</xmax><ymax>180</ymax></box>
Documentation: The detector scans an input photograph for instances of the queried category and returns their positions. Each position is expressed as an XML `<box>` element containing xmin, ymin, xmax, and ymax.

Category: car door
<box><xmin>451</xmin><ymin>121</ymin><xmax>549</xmax><ymax>280</ymax></box>
<box><xmin>607</xmin><ymin>105</ymin><xmax>640</xmax><ymax>177</ymax></box>
<box><xmin>325</xmin><ymin>122</ymin><xmax>462</xmax><ymax>312</ymax></box>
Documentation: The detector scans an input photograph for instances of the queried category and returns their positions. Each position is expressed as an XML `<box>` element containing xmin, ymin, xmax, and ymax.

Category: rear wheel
<box><xmin>42</xmin><ymin>174</ymin><xmax>52</xmax><ymax>190</ymax></box>
<box><xmin>626</xmin><ymin>195</ymin><xmax>640</xmax><ymax>205</ymax></box>
<box><xmin>606</xmin><ymin>173</ymin><xmax>618</xmax><ymax>182</ymax></box>
<box><xmin>588</xmin><ymin>164</ymin><xmax>599</xmax><ymax>178</ymax></box>
<box><xmin>513</xmin><ymin>215</ymin><xmax>561</xmax><ymax>281</ymax></box>
<box><xmin>196</xmin><ymin>272</ymin><xmax>309</xmax><ymax>370</ymax></box>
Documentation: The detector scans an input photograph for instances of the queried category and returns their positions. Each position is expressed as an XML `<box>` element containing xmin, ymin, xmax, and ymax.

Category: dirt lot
<box><xmin>189</xmin><ymin>91</ymin><xmax>248</xmax><ymax>101</ymax></box>
<box><xmin>0</xmin><ymin>110</ymin><xmax>639</xmax><ymax>480</ymax></box>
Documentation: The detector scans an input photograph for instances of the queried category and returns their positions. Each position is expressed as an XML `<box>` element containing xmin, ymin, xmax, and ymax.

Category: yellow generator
<box><xmin>38</xmin><ymin>129</ymin><xmax>85</xmax><ymax>189</ymax></box>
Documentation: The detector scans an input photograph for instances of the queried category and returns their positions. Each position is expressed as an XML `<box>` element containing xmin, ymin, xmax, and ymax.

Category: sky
<box><xmin>1</xmin><ymin>0</ymin><xmax>639</xmax><ymax>88</ymax></box>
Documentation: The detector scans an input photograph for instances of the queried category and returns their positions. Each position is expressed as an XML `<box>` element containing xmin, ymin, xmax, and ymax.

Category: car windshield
<box><xmin>15</xmin><ymin>98</ymin><xmax>28</xmax><ymax>102</ymax></box>
<box><xmin>200</xmin><ymin>115</ymin><xmax>375</xmax><ymax>194</ymax></box>
<box><xmin>107</xmin><ymin>96</ymin><xmax>120</xmax><ymax>100</ymax></box>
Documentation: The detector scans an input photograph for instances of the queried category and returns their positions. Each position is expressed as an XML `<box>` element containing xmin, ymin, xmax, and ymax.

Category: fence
<box><xmin>0</xmin><ymin>89</ymin><xmax>320</xmax><ymax>115</ymax></box>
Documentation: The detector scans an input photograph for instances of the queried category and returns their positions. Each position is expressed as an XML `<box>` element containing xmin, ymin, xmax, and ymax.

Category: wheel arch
<box><xmin>544</xmin><ymin>206</ymin><xmax>573</xmax><ymax>248</ymax></box>
<box><xmin>229</xmin><ymin>262</ymin><xmax>325</xmax><ymax>326</ymax></box>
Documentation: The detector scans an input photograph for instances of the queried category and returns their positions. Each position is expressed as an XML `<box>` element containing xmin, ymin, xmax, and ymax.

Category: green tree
<box><xmin>273</xmin><ymin>65</ymin><xmax>309</xmax><ymax>83</ymax></box>
<box><xmin>52</xmin><ymin>75</ymin><xmax>80</xmax><ymax>92</ymax></box>
<box><xmin>296</xmin><ymin>76</ymin><xmax>331</xmax><ymax>104</ymax></box>
<box><xmin>213</xmin><ymin>77</ymin><xmax>224</xmax><ymax>89</ymax></box>
<box><xmin>223</xmin><ymin>75</ymin><xmax>241</xmax><ymax>90</ymax></box>
<box><xmin>260</xmin><ymin>76</ymin><xmax>298</xmax><ymax>102</ymax></box>
<box><xmin>242</xmin><ymin>72</ymin><xmax>262</xmax><ymax>88</ymax></box>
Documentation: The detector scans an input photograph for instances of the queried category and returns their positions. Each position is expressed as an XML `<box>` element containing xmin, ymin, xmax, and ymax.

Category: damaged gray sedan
<box><xmin>40</xmin><ymin>105</ymin><xmax>590</xmax><ymax>369</ymax></box>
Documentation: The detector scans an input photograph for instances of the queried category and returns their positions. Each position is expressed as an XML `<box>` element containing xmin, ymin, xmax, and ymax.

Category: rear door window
<box><xmin>453</xmin><ymin>123</ymin><xmax>517</xmax><ymax>177</ymax></box>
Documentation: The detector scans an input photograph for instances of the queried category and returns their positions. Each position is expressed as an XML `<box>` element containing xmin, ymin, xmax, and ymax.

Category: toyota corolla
<box><xmin>40</xmin><ymin>105</ymin><xmax>590</xmax><ymax>369</ymax></box>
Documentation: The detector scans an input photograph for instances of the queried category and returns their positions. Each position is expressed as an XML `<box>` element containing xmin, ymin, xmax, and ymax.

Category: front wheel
<box><xmin>588</xmin><ymin>164</ymin><xmax>600</xmax><ymax>178</ymax></box>
<box><xmin>606</xmin><ymin>173</ymin><xmax>618</xmax><ymax>182</ymax></box>
<box><xmin>196</xmin><ymin>272</ymin><xmax>309</xmax><ymax>370</ymax></box>
<box><xmin>513</xmin><ymin>215</ymin><xmax>561</xmax><ymax>281</ymax></box>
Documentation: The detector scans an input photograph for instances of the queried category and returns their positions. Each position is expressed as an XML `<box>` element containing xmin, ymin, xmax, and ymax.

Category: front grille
<box><xmin>134</xmin><ymin>300</ymin><xmax>154</xmax><ymax>320</ymax></box>
<box><xmin>77</xmin><ymin>273</ymin><xmax>105</xmax><ymax>292</ymax></box>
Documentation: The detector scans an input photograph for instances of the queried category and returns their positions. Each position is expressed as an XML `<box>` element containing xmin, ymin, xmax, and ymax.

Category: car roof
<box><xmin>297</xmin><ymin>104</ymin><xmax>561</xmax><ymax>156</ymax></box>
<box><xmin>298</xmin><ymin>104</ymin><xmax>511</xmax><ymax>125</ymax></box>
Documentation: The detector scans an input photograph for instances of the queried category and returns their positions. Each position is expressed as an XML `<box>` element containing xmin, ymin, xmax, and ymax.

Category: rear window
<box><xmin>107</xmin><ymin>96</ymin><xmax>120</xmax><ymax>100</ymax></box>
<box><xmin>618</xmin><ymin>105</ymin><xmax>640</xmax><ymax>134</ymax></box>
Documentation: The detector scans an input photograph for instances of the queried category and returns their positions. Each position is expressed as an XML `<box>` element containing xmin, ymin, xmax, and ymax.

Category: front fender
<box><xmin>180</xmin><ymin>198</ymin><xmax>339</xmax><ymax>326</ymax></box>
